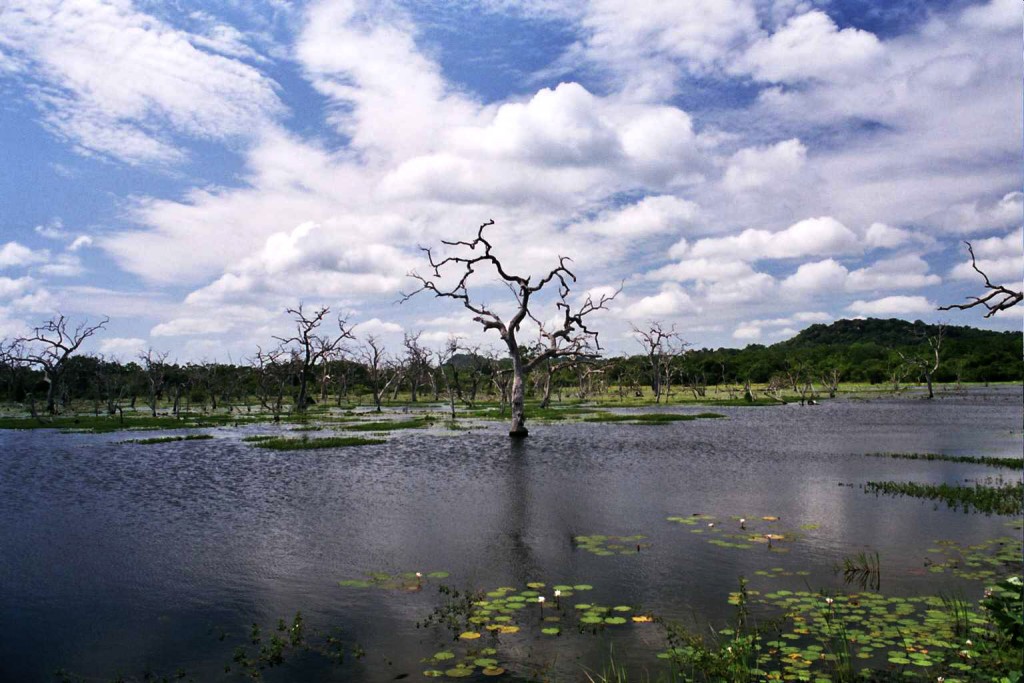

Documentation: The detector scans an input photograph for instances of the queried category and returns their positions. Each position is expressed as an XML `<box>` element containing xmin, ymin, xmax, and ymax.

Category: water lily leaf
<box><xmin>423</xmin><ymin>670</ymin><xmax>444</xmax><ymax>677</ymax></box>
<box><xmin>541</xmin><ymin>627</ymin><xmax>560</xmax><ymax>635</ymax></box>
<box><xmin>481</xmin><ymin>668</ymin><xmax>505</xmax><ymax>677</ymax></box>
<box><xmin>433</xmin><ymin>652</ymin><xmax>455</xmax><ymax>661</ymax></box>
<box><xmin>458</xmin><ymin>631</ymin><xmax>481</xmax><ymax>640</ymax></box>
<box><xmin>445</xmin><ymin>667</ymin><xmax>473</xmax><ymax>678</ymax></box>
<box><xmin>573</xmin><ymin>584</ymin><xmax>593</xmax><ymax>591</ymax></box>
<box><xmin>604</xmin><ymin>616</ymin><xmax>627</xmax><ymax>625</ymax></box>
<box><xmin>632</xmin><ymin>615</ymin><xmax>654</xmax><ymax>623</ymax></box>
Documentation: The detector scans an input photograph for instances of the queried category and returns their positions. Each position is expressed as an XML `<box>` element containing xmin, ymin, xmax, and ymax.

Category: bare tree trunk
<box><xmin>509</xmin><ymin>355</ymin><xmax>528</xmax><ymax>438</ymax></box>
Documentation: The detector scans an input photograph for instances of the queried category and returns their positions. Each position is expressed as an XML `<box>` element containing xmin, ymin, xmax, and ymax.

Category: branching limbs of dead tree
<box><xmin>895</xmin><ymin>324</ymin><xmax>945</xmax><ymax>399</ymax></box>
<box><xmin>403</xmin><ymin>220</ymin><xmax>618</xmax><ymax>436</ymax></box>
<box><xmin>939</xmin><ymin>241</ymin><xmax>1022</xmax><ymax>318</ymax></box>
<box><xmin>15</xmin><ymin>314</ymin><xmax>109</xmax><ymax>415</ymax></box>
<box><xmin>274</xmin><ymin>304</ymin><xmax>354</xmax><ymax>412</ymax></box>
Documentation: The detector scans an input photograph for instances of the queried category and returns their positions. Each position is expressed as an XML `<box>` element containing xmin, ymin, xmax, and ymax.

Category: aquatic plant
<box><xmin>573</xmin><ymin>534</ymin><xmax>651</xmax><ymax>556</ymax></box>
<box><xmin>252</xmin><ymin>435</ymin><xmax>386</xmax><ymax>450</ymax></box>
<box><xmin>584</xmin><ymin>412</ymin><xmax>725</xmax><ymax>425</ymax></box>
<box><xmin>865</xmin><ymin>452</ymin><xmax>1022</xmax><ymax>470</ymax></box>
<box><xmin>339</xmin><ymin>570</ymin><xmax>450</xmax><ymax>592</ymax></box>
<box><xmin>342</xmin><ymin>417</ymin><xmax>436</xmax><ymax>432</ymax></box>
<box><xmin>120</xmin><ymin>434</ymin><xmax>214</xmax><ymax>445</ymax></box>
<box><xmin>838</xmin><ymin>551</ymin><xmax>881</xmax><ymax>591</ymax></box>
<box><xmin>864</xmin><ymin>479</ymin><xmax>1023</xmax><ymax>515</ymax></box>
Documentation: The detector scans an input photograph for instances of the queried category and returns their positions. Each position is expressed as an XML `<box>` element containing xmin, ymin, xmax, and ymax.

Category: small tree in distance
<box><xmin>405</xmin><ymin>220</ymin><xmax>618</xmax><ymax>437</ymax></box>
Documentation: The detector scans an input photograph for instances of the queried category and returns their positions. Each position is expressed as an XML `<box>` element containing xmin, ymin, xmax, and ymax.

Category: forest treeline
<box><xmin>0</xmin><ymin>316</ymin><xmax>1019</xmax><ymax>417</ymax></box>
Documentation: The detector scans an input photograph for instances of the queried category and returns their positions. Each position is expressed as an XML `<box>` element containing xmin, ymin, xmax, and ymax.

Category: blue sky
<box><xmin>0</xmin><ymin>0</ymin><xmax>1020</xmax><ymax>360</ymax></box>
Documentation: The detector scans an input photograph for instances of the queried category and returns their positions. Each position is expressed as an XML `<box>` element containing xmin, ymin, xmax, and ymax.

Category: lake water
<box><xmin>1</xmin><ymin>387</ymin><xmax>1021</xmax><ymax>681</ymax></box>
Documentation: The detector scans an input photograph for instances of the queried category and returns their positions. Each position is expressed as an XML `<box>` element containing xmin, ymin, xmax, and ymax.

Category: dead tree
<box><xmin>631</xmin><ymin>322</ymin><xmax>688</xmax><ymax>403</ymax></box>
<box><xmin>275</xmin><ymin>305</ymin><xmax>354</xmax><ymax>413</ymax></box>
<box><xmin>405</xmin><ymin>220</ymin><xmax>617</xmax><ymax>437</ymax></box>
<box><xmin>819</xmin><ymin>366</ymin><xmax>842</xmax><ymax>399</ymax></box>
<box><xmin>359</xmin><ymin>335</ymin><xmax>400</xmax><ymax>412</ymax></box>
<box><xmin>251</xmin><ymin>346</ymin><xmax>292</xmax><ymax>421</ymax></box>
<box><xmin>939</xmin><ymin>241</ymin><xmax>1022</xmax><ymax>317</ymax></box>
<box><xmin>14</xmin><ymin>314</ymin><xmax>108</xmax><ymax>414</ymax></box>
<box><xmin>434</xmin><ymin>336</ymin><xmax>463</xmax><ymax>420</ymax></box>
<box><xmin>402</xmin><ymin>332</ymin><xmax>431</xmax><ymax>402</ymax></box>
<box><xmin>138</xmin><ymin>349</ymin><xmax>169</xmax><ymax>417</ymax></box>
<box><xmin>896</xmin><ymin>325</ymin><xmax>945</xmax><ymax>399</ymax></box>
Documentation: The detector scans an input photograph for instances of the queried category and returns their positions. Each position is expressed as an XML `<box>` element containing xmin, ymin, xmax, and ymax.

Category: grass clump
<box><xmin>122</xmin><ymin>434</ymin><xmax>214</xmax><ymax>445</ymax></box>
<box><xmin>866</xmin><ymin>451</ymin><xmax>1022</xmax><ymax>470</ymax></box>
<box><xmin>864</xmin><ymin>479</ymin><xmax>1023</xmax><ymax>515</ymax></box>
<box><xmin>253</xmin><ymin>436</ymin><xmax>386</xmax><ymax>450</ymax></box>
<box><xmin>343</xmin><ymin>417</ymin><xmax>435</xmax><ymax>432</ymax></box>
<box><xmin>584</xmin><ymin>412</ymin><xmax>725</xmax><ymax>425</ymax></box>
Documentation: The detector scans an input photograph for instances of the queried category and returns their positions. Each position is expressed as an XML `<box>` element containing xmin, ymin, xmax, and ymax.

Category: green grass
<box><xmin>252</xmin><ymin>436</ymin><xmax>386</xmax><ymax>450</ymax></box>
<box><xmin>121</xmin><ymin>434</ymin><xmax>215</xmax><ymax>445</ymax></box>
<box><xmin>864</xmin><ymin>480</ymin><xmax>1023</xmax><ymax>515</ymax></box>
<box><xmin>584</xmin><ymin>412</ymin><xmax>726</xmax><ymax>424</ymax></box>
<box><xmin>866</xmin><ymin>451</ymin><xmax>1022</xmax><ymax>470</ymax></box>
<box><xmin>342</xmin><ymin>417</ymin><xmax>436</xmax><ymax>432</ymax></box>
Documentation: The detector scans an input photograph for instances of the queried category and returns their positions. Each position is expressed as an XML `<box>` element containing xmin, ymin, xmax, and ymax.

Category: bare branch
<box><xmin>939</xmin><ymin>241</ymin><xmax>1022</xmax><ymax>318</ymax></box>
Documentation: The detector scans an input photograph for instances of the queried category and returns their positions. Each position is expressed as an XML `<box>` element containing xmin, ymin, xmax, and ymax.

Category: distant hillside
<box><xmin>669</xmin><ymin>318</ymin><xmax>1024</xmax><ymax>384</ymax></box>
<box><xmin>778</xmin><ymin>318</ymin><xmax>1020</xmax><ymax>349</ymax></box>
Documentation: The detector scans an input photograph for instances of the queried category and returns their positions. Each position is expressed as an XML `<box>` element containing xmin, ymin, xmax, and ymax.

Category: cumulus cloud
<box><xmin>622</xmin><ymin>284</ymin><xmax>697</xmax><ymax>318</ymax></box>
<box><xmin>781</xmin><ymin>255</ymin><xmax>940</xmax><ymax>295</ymax></box>
<box><xmin>737</xmin><ymin>11</ymin><xmax>884</xmax><ymax>83</ymax></box>
<box><xmin>571</xmin><ymin>195</ymin><xmax>699</xmax><ymax>238</ymax></box>
<box><xmin>722</xmin><ymin>138</ymin><xmax>806</xmax><ymax>192</ymax></box>
<box><xmin>0</xmin><ymin>242</ymin><xmax>48</xmax><ymax>269</ymax></box>
<box><xmin>0</xmin><ymin>276</ymin><xmax>34</xmax><ymax>298</ymax></box>
<box><xmin>846</xmin><ymin>295</ymin><xmax>934</xmax><ymax>316</ymax></box>
<box><xmin>690</xmin><ymin>217</ymin><xmax>859</xmax><ymax>261</ymax></box>
<box><xmin>949</xmin><ymin>228</ymin><xmax>1023</xmax><ymax>282</ymax></box>
<box><xmin>98</xmin><ymin>337</ymin><xmax>148</xmax><ymax>358</ymax></box>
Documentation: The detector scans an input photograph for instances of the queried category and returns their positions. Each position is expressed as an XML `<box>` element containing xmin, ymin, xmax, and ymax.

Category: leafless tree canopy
<box><xmin>13</xmin><ymin>313</ymin><xmax>108</xmax><ymax>415</ymax></box>
<box><xmin>939</xmin><ymin>241</ymin><xmax>1022</xmax><ymax>318</ymax></box>
<box><xmin>404</xmin><ymin>220</ymin><xmax>617</xmax><ymax>436</ymax></box>
<box><xmin>275</xmin><ymin>304</ymin><xmax>354</xmax><ymax>412</ymax></box>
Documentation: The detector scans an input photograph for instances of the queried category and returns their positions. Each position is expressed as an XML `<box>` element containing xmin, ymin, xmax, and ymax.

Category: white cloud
<box><xmin>98</xmin><ymin>337</ymin><xmax>148</xmax><ymax>358</ymax></box>
<box><xmin>781</xmin><ymin>258</ymin><xmax>848</xmax><ymax>294</ymax></box>
<box><xmin>151</xmin><ymin>317</ymin><xmax>235</xmax><ymax>337</ymax></box>
<box><xmin>845</xmin><ymin>254</ymin><xmax>940</xmax><ymax>291</ymax></box>
<box><xmin>622</xmin><ymin>283</ymin><xmax>697</xmax><ymax>318</ymax></box>
<box><xmin>68</xmin><ymin>235</ymin><xmax>93</xmax><ymax>252</ymax></box>
<box><xmin>690</xmin><ymin>216</ymin><xmax>859</xmax><ymax>261</ymax></box>
<box><xmin>354</xmin><ymin>317</ymin><xmax>404</xmax><ymax>336</ymax></box>
<box><xmin>0</xmin><ymin>0</ymin><xmax>284</xmax><ymax>164</ymax></box>
<box><xmin>934</xmin><ymin>192</ymin><xmax>1022</xmax><ymax>235</ymax></box>
<box><xmin>722</xmin><ymin>138</ymin><xmax>806</xmax><ymax>193</ymax></box>
<box><xmin>577</xmin><ymin>0</ymin><xmax>760</xmax><ymax>97</ymax></box>
<box><xmin>949</xmin><ymin>228</ymin><xmax>1023</xmax><ymax>282</ymax></box>
<box><xmin>732</xmin><ymin>324</ymin><xmax>761</xmax><ymax>341</ymax></box>
<box><xmin>0</xmin><ymin>276</ymin><xmax>33</xmax><ymax>299</ymax></box>
<box><xmin>865</xmin><ymin>223</ymin><xmax>915</xmax><ymax>249</ymax></box>
<box><xmin>960</xmin><ymin>0</ymin><xmax>1020</xmax><ymax>30</ymax></box>
<box><xmin>737</xmin><ymin>11</ymin><xmax>884</xmax><ymax>83</ymax></box>
<box><xmin>0</xmin><ymin>241</ymin><xmax>48</xmax><ymax>269</ymax></box>
<box><xmin>571</xmin><ymin>195</ymin><xmax>699</xmax><ymax>238</ymax></box>
<box><xmin>39</xmin><ymin>254</ymin><xmax>84</xmax><ymax>277</ymax></box>
<box><xmin>846</xmin><ymin>295</ymin><xmax>934</xmax><ymax>316</ymax></box>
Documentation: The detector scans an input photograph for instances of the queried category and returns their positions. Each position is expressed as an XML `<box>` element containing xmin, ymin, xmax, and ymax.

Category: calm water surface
<box><xmin>1</xmin><ymin>388</ymin><xmax>1021</xmax><ymax>681</ymax></box>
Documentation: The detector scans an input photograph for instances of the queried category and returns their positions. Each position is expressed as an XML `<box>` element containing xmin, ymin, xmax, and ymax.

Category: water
<box><xmin>1</xmin><ymin>388</ymin><xmax>1021</xmax><ymax>681</ymax></box>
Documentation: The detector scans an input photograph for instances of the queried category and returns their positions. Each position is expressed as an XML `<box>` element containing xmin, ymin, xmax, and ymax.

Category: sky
<box><xmin>0</xmin><ymin>0</ymin><xmax>1021</xmax><ymax>361</ymax></box>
